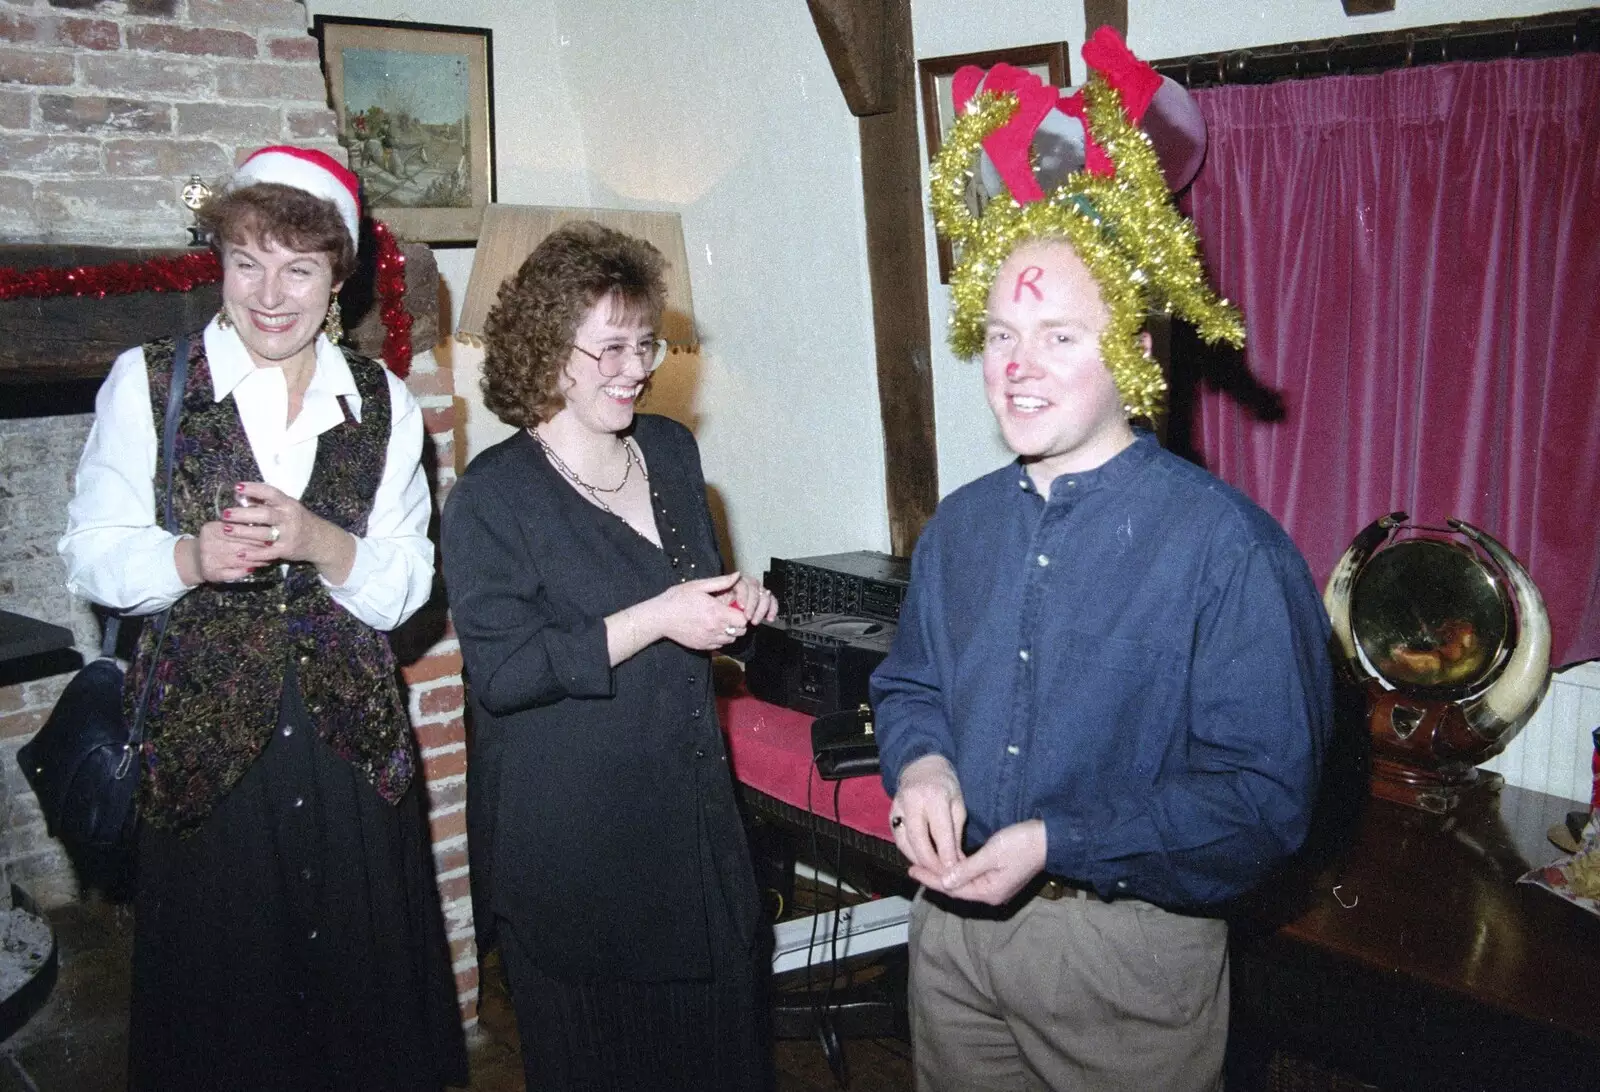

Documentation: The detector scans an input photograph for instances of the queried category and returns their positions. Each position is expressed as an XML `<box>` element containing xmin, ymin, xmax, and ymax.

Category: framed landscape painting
<box><xmin>314</xmin><ymin>16</ymin><xmax>496</xmax><ymax>245</ymax></box>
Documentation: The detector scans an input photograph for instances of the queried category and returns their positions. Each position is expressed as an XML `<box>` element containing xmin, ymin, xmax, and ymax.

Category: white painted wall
<box><xmin>301</xmin><ymin>0</ymin><xmax>591</xmax><ymax>336</ymax></box>
<box><xmin>548</xmin><ymin>0</ymin><xmax>889</xmax><ymax>574</ymax></box>
<box><xmin>305</xmin><ymin>0</ymin><xmax>1594</xmax><ymax>582</ymax></box>
<box><xmin>304</xmin><ymin>0</ymin><xmax>891</xmax><ymax>576</ymax></box>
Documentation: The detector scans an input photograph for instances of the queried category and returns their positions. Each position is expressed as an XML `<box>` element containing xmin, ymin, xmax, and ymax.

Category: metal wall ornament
<box><xmin>1324</xmin><ymin>513</ymin><xmax>1553</xmax><ymax>812</ymax></box>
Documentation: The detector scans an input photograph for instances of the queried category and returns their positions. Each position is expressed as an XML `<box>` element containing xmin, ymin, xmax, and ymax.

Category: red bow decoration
<box><xmin>953</xmin><ymin>27</ymin><xmax>1166</xmax><ymax>199</ymax></box>
<box><xmin>952</xmin><ymin>62</ymin><xmax>1061</xmax><ymax>203</ymax></box>
<box><xmin>1082</xmin><ymin>26</ymin><xmax>1162</xmax><ymax>124</ymax></box>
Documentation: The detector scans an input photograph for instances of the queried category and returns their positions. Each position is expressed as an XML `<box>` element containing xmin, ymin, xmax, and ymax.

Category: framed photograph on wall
<box><xmin>314</xmin><ymin>16</ymin><xmax>496</xmax><ymax>246</ymax></box>
<box><xmin>917</xmin><ymin>42</ymin><xmax>1071</xmax><ymax>282</ymax></box>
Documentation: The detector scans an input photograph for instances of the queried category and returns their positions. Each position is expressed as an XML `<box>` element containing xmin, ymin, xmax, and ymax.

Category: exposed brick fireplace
<box><xmin>0</xmin><ymin>0</ymin><xmax>477</xmax><ymax>1024</ymax></box>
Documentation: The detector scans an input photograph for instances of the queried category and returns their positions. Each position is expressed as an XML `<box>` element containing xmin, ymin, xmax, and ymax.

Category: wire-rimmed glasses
<box><xmin>570</xmin><ymin>336</ymin><xmax>670</xmax><ymax>377</ymax></box>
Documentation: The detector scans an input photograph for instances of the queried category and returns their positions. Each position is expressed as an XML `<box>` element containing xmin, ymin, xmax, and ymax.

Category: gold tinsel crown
<box><xmin>929</xmin><ymin>28</ymin><xmax>1244</xmax><ymax>420</ymax></box>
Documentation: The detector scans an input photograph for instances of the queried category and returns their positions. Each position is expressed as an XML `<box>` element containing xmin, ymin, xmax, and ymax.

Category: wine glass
<box><xmin>212</xmin><ymin>482</ymin><xmax>274</xmax><ymax>586</ymax></box>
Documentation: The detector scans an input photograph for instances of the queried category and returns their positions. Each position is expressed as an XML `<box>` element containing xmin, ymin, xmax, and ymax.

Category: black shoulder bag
<box><xmin>18</xmin><ymin>334</ymin><xmax>189</xmax><ymax>851</ymax></box>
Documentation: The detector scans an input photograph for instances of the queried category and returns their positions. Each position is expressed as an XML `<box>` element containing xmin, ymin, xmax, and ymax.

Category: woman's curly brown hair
<box><xmin>481</xmin><ymin>221</ymin><xmax>667</xmax><ymax>428</ymax></box>
<box><xmin>196</xmin><ymin>182</ymin><xmax>358</xmax><ymax>283</ymax></box>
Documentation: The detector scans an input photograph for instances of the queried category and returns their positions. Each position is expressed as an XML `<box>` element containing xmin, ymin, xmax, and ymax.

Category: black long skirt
<box><xmin>496</xmin><ymin>762</ymin><xmax>773</xmax><ymax>1092</ymax></box>
<box><xmin>128</xmin><ymin>670</ymin><xmax>469</xmax><ymax>1092</ymax></box>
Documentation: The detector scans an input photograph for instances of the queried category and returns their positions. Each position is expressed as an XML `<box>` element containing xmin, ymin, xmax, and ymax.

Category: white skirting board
<box><xmin>771</xmin><ymin>895</ymin><xmax>912</xmax><ymax>976</ymax></box>
<box><xmin>1480</xmin><ymin>660</ymin><xmax>1600</xmax><ymax>804</ymax></box>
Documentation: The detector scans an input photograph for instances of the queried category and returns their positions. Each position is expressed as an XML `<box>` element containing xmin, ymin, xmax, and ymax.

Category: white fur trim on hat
<box><xmin>229</xmin><ymin>146</ymin><xmax>361</xmax><ymax>247</ymax></box>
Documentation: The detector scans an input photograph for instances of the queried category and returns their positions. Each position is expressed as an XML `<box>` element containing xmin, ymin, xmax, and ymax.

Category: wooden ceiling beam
<box><xmin>1083</xmin><ymin>0</ymin><xmax>1128</xmax><ymax>38</ymax></box>
<box><xmin>808</xmin><ymin>0</ymin><xmax>937</xmax><ymax>555</ymax></box>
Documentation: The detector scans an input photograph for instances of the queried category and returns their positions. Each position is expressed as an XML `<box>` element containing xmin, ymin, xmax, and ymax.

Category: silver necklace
<box><xmin>530</xmin><ymin>429</ymin><xmax>644</xmax><ymax>516</ymax></box>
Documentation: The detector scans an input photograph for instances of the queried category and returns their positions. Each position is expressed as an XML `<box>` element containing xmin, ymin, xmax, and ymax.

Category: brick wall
<box><xmin>0</xmin><ymin>414</ymin><xmax>95</xmax><ymax>908</ymax></box>
<box><xmin>0</xmin><ymin>0</ymin><xmax>477</xmax><ymax>1026</ymax></box>
<box><xmin>0</xmin><ymin>0</ymin><xmax>338</xmax><ymax>244</ymax></box>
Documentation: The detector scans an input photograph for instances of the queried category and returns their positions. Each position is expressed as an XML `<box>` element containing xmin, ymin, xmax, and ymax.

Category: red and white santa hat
<box><xmin>228</xmin><ymin>146</ymin><xmax>362</xmax><ymax>248</ymax></box>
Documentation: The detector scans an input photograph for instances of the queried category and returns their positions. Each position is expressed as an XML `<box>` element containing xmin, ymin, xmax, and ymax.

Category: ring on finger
<box><xmin>267</xmin><ymin>525</ymin><xmax>281</xmax><ymax>544</ymax></box>
<box><xmin>723</xmin><ymin>625</ymin><xmax>739</xmax><ymax>636</ymax></box>
<box><xmin>890</xmin><ymin>815</ymin><xmax>904</xmax><ymax>829</ymax></box>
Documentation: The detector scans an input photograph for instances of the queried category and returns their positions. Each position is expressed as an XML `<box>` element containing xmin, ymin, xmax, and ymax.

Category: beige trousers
<box><xmin>908</xmin><ymin>889</ymin><xmax>1228</xmax><ymax>1092</ymax></box>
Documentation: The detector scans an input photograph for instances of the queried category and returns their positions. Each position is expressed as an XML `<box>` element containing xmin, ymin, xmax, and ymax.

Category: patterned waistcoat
<box><xmin>125</xmin><ymin>335</ymin><xmax>415</xmax><ymax>832</ymax></box>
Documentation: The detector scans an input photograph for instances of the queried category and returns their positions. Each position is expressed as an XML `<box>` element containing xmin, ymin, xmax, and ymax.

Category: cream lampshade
<box><xmin>455</xmin><ymin>204</ymin><xmax>698</xmax><ymax>349</ymax></box>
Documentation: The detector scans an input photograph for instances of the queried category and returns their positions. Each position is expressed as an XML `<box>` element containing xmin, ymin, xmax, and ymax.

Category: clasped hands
<box><xmin>889</xmin><ymin>753</ymin><xmax>1046</xmax><ymax>906</ymax></box>
<box><xmin>181</xmin><ymin>482</ymin><xmax>352</xmax><ymax>586</ymax></box>
<box><xmin>646</xmin><ymin>571</ymin><xmax>779</xmax><ymax>651</ymax></box>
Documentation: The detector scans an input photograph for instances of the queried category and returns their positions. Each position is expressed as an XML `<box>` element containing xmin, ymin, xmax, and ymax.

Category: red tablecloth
<box><xmin>719</xmin><ymin>693</ymin><xmax>895</xmax><ymax>843</ymax></box>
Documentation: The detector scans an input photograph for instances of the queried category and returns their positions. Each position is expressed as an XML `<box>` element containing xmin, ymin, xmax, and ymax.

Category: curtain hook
<box><xmin>1440</xmin><ymin>30</ymin><xmax>1452</xmax><ymax>62</ymax></box>
<box><xmin>1511</xmin><ymin>20</ymin><xmax>1523</xmax><ymax>56</ymax></box>
<box><xmin>1291</xmin><ymin>43</ymin><xmax>1303</xmax><ymax>78</ymax></box>
<box><xmin>1325</xmin><ymin>42</ymin><xmax>1337</xmax><ymax>75</ymax></box>
<box><xmin>1404</xmin><ymin>32</ymin><xmax>1415</xmax><ymax>67</ymax></box>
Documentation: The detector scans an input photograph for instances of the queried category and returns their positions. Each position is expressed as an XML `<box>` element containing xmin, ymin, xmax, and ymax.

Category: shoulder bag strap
<box><xmin>123</xmin><ymin>332</ymin><xmax>191</xmax><ymax>759</ymax></box>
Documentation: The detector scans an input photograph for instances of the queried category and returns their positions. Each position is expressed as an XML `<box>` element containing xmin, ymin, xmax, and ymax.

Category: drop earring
<box><xmin>216</xmin><ymin>309</ymin><xmax>233</xmax><ymax>330</ymax></box>
<box><xmin>323</xmin><ymin>299</ymin><xmax>343</xmax><ymax>343</ymax></box>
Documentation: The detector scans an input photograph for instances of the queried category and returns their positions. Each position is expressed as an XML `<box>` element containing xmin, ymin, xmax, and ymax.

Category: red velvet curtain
<box><xmin>1181</xmin><ymin>54</ymin><xmax>1600</xmax><ymax>666</ymax></box>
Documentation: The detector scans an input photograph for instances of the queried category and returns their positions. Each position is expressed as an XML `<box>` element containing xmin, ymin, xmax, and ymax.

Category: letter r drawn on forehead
<box><xmin>1012</xmin><ymin>266</ymin><xmax>1045</xmax><ymax>302</ymax></box>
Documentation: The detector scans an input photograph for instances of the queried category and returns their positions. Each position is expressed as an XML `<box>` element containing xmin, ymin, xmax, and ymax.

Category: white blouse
<box><xmin>59</xmin><ymin>319</ymin><xmax>434</xmax><ymax>632</ymax></box>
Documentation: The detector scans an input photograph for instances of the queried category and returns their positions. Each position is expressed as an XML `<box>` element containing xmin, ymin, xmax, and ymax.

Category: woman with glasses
<box><xmin>441</xmin><ymin>221</ymin><xmax>778</xmax><ymax>1091</ymax></box>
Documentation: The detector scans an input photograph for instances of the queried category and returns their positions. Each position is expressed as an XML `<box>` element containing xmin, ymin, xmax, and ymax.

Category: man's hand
<box><xmin>922</xmin><ymin>818</ymin><xmax>1047</xmax><ymax>906</ymax></box>
<box><xmin>889</xmin><ymin>754</ymin><xmax>967</xmax><ymax>879</ymax></box>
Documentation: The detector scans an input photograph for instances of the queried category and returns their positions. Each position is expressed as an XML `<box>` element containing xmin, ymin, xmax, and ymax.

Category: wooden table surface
<box><xmin>1261</xmin><ymin>783</ymin><xmax>1597</xmax><ymax>1042</ymax></box>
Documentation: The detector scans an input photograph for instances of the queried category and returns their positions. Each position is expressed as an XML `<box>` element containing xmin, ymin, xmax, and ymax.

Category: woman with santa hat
<box><xmin>59</xmin><ymin>146</ymin><xmax>467</xmax><ymax>1091</ymax></box>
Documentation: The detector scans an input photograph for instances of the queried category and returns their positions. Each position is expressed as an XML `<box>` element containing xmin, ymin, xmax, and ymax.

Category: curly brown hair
<box><xmin>481</xmin><ymin>221</ymin><xmax>667</xmax><ymax>428</ymax></box>
<box><xmin>196</xmin><ymin>182</ymin><xmax>358</xmax><ymax>283</ymax></box>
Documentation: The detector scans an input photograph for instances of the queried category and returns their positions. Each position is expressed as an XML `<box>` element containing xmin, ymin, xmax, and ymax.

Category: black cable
<box><xmin>821</xmin><ymin>777</ymin><xmax>850</xmax><ymax>1086</ymax></box>
<box><xmin>804</xmin><ymin>760</ymin><xmax>850</xmax><ymax>1086</ymax></box>
<box><xmin>803</xmin><ymin>767</ymin><xmax>824</xmax><ymax>1012</ymax></box>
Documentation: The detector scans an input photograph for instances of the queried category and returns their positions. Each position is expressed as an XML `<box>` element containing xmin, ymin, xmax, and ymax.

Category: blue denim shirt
<box><xmin>871</xmin><ymin>433</ymin><xmax>1333</xmax><ymax>910</ymax></box>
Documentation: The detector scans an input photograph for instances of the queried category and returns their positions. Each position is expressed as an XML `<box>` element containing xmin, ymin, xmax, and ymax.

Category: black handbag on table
<box><xmin>811</xmin><ymin>703</ymin><xmax>881</xmax><ymax>781</ymax></box>
<box><xmin>17</xmin><ymin>334</ymin><xmax>188</xmax><ymax>851</ymax></box>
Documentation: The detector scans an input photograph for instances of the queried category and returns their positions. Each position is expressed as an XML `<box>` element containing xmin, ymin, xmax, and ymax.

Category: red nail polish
<box><xmin>222</xmin><ymin>524</ymin><xmax>233</xmax><ymax>534</ymax></box>
<box><xmin>235</xmin><ymin>483</ymin><xmax>245</xmax><ymax>493</ymax></box>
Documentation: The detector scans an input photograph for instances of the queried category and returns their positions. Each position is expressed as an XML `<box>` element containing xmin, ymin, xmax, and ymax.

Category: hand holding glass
<box><xmin>212</xmin><ymin>483</ymin><xmax>273</xmax><ymax>585</ymax></box>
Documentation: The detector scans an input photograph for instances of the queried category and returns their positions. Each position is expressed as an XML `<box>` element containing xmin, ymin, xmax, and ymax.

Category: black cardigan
<box><xmin>440</xmin><ymin>415</ymin><xmax>759</xmax><ymax>981</ymax></box>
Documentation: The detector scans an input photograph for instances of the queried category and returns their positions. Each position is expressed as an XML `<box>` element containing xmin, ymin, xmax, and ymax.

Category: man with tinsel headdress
<box><xmin>870</xmin><ymin>29</ymin><xmax>1334</xmax><ymax>1090</ymax></box>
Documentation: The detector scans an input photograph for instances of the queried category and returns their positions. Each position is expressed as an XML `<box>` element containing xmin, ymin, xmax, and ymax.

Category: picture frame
<box><xmin>313</xmin><ymin>16</ymin><xmax>496</xmax><ymax>246</ymax></box>
<box><xmin>917</xmin><ymin>43</ymin><xmax>1071</xmax><ymax>282</ymax></box>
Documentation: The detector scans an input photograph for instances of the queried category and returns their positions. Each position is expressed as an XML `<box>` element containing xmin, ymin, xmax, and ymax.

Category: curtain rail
<box><xmin>1151</xmin><ymin>7</ymin><xmax>1600</xmax><ymax>88</ymax></box>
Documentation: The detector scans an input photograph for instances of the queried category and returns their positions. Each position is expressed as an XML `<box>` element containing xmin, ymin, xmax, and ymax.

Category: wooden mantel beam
<box><xmin>0</xmin><ymin>243</ymin><xmax>438</xmax><ymax>385</ymax></box>
<box><xmin>809</xmin><ymin>0</ymin><xmax>938</xmax><ymax>556</ymax></box>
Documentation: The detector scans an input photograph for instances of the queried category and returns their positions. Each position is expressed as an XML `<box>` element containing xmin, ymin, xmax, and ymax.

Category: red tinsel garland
<box><xmin>371</xmin><ymin>219</ymin><xmax>413</xmax><ymax>379</ymax></box>
<box><xmin>0</xmin><ymin>250</ymin><xmax>222</xmax><ymax>299</ymax></box>
<box><xmin>0</xmin><ymin>224</ymin><xmax>414</xmax><ymax>378</ymax></box>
